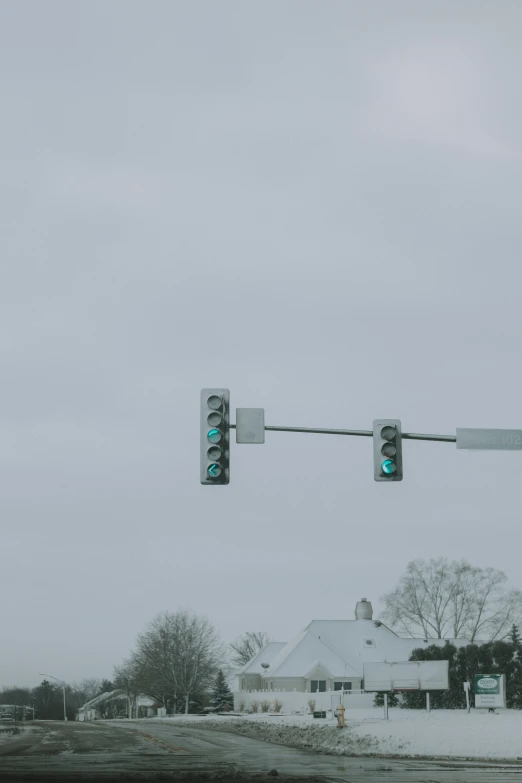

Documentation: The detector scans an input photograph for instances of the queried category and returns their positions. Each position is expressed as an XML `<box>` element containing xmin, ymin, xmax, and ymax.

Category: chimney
<box><xmin>355</xmin><ymin>597</ymin><xmax>373</xmax><ymax>621</ymax></box>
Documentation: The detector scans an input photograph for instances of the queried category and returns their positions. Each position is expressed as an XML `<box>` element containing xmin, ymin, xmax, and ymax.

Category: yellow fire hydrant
<box><xmin>334</xmin><ymin>704</ymin><xmax>345</xmax><ymax>728</ymax></box>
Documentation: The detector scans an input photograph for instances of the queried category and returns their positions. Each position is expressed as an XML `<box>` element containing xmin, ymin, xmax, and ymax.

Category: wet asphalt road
<box><xmin>0</xmin><ymin>719</ymin><xmax>521</xmax><ymax>782</ymax></box>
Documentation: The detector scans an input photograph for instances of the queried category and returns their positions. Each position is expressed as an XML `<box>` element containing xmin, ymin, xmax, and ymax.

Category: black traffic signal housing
<box><xmin>373</xmin><ymin>419</ymin><xmax>403</xmax><ymax>481</ymax></box>
<box><xmin>200</xmin><ymin>389</ymin><xmax>230</xmax><ymax>485</ymax></box>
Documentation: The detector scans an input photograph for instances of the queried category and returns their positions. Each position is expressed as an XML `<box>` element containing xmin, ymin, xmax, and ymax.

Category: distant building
<box><xmin>76</xmin><ymin>690</ymin><xmax>162</xmax><ymax>721</ymax></box>
<box><xmin>0</xmin><ymin>704</ymin><xmax>33</xmax><ymax>721</ymax></box>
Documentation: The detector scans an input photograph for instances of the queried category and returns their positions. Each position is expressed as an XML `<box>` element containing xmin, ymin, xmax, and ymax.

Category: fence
<box><xmin>234</xmin><ymin>689</ymin><xmax>374</xmax><ymax>713</ymax></box>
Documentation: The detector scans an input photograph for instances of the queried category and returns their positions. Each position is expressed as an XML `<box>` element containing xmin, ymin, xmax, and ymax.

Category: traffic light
<box><xmin>373</xmin><ymin>419</ymin><xmax>403</xmax><ymax>481</ymax></box>
<box><xmin>200</xmin><ymin>389</ymin><xmax>230</xmax><ymax>485</ymax></box>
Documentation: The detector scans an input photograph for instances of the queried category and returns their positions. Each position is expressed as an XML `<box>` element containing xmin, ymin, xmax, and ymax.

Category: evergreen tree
<box><xmin>33</xmin><ymin>680</ymin><xmax>64</xmax><ymax>720</ymax></box>
<box><xmin>373</xmin><ymin>691</ymin><xmax>400</xmax><ymax>708</ymax></box>
<box><xmin>402</xmin><ymin>642</ymin><xmax>460</xmax><ymax>709</ymax></box>
<box><xmin>399</xmin><ymin>639</ymin><xmax>522</xmax><ymax>710</ymax></box>
<box><xmin>510</xmin><ymin>653</ymin><xmax>522</xmax><ymax>710</ymax></box>
<box><xmin>98</xmin><ymin>679</ymin><xmax>115</xmax><ymax>694</ymax></box>
<box><xmin>510</xmin><ymin>624</ymin><xmax>521</xmax><ymax>646</ymax></box>
<box><xmin>211</xmin><ymin>669</ymin><xmax>233</xmax><ymax>712</ymax></box>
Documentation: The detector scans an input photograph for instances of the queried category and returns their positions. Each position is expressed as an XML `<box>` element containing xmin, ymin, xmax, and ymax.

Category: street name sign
<box><xmin>456</xmin><ymin>428</ymin><xmax>522</xmax><ymax>450</ymax></box>
<box><xmin>236</xmin><ymin>408</ymin><xmax>265</xmax><ymax>444</ymax></box>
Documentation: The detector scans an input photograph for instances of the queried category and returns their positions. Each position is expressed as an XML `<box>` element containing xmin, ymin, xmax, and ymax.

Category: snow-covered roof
<box><xmin>79</xmin><ymin>689</ymin><xmax>125</xmax><ymax>711</ymax></box>
<box><xmin>265</xmin><ymin>627</ymin><xmax>360</xmax><ymax>679</ymax></box>
<box><xmin>261</xmin><ymin>619</ymin><xmax>481</xmax><ymax>680</ymax></box>
<box><xmin>78</xmin><ymin>690</ymin><xmax>158</xmax><ymax>711</ymax></box>
<box><xmin>303</xmin><ymin>660</ymin><xmax>334</xmax><ymax>680</ymax></box>
<box><xmin>237</xmin><ymin>642</ymin><xmax>287</xmax><ymax>675</ymax></box>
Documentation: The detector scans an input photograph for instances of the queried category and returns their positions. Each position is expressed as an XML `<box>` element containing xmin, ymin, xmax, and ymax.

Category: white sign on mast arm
<box><xmin>363</xmin><ymin>661</ymin><xmax>449</xmax><ymax>692</ymax></box>
<box><xmin>456</xmin><ymin>428</ymin><xmax>522</xmax><ymax>450</ymax></box>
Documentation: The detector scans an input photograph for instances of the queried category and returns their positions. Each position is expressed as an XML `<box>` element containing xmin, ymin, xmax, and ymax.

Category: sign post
<box><xmin>463</xmin><ymin>681</ymin><xmax>470</xmax><ymax>714</ymax></box>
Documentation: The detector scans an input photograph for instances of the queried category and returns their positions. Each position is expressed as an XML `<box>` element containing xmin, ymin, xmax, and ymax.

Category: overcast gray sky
<box><xmin>2</xmin><ymin>0</ymin><xmax>522</xmax><ymax>689</ymax></box>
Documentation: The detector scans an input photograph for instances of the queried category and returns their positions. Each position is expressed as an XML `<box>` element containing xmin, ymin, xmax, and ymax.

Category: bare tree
<box><xmin>95</xmin><ymin>692</ymin><xmax>124</xmax><ymax>720</ymax></box>
<box><xmin>381</xmin><ymin>558</ymin><xmax>522</xmax><ymax>642</ymax></box>
<box><xmin>132</xmin><ymin>609</ymin><xmax>226</xmax><ymax>714</ymax></box>
<box><xmin>113</xmin><ymin>660</ymin><xmax>141</xmax><ymax>718</ymax></box>
<box><xmin>76</xmin><ymin>679</ymin><xmax>102</xmax><ymax>703</ymax></box>
<box><xmin>68</xmin><ymin>679</ymin><xmax>103</xmax><ymax>714</ymax></box>
<box><xmin>464</xmin><ymin>567</ymin><xmax>522</xmax><ymax>641</ymax></box>
<box><xmin>230</xmin><ymin>632</ymin><xmax>272</xmax><ymax>667</ymax></box>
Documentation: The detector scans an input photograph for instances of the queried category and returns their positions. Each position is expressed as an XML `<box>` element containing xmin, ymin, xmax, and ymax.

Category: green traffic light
<box><xmin>201</xmin><ymin>388</ymin><xmax>230</xmax><ymax>486</ymax></box>
<box><xmin>207</xmin><ymin>428</ymin><xmax>222</xmax><ymax>444</ymax></box>
<box><xmin>381</xmin><ymin>458</ymin><xmax>397</xmax><ymax>475</ymax></box>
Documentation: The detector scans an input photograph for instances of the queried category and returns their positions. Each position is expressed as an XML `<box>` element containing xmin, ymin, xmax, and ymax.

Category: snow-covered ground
<box><xmin>0</xmin><ymin>724</ymin><xmax>28</xmax><ymax>744</ymax></box>
<box><xmin>127</xmin><ymin>708</ymin><xmax>522</xmax><ymax>761</ymax></box>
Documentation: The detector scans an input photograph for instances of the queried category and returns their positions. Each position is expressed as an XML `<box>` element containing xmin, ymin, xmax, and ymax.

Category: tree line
<box><xmin>0</xmin><ymin>613</ymin><xmax>271</xmax><ymax>720</ymax></box>
<box><xmin>0</xmin><ymin>678</ymin><xmax>115</xmax><ymax>722</ymax></box>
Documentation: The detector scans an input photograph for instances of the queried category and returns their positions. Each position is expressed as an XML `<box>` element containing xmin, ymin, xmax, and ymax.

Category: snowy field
<box><xmin>125</xmin><ymin>708</ymin><xmax>522</xmax><ymax>761</ymax></box>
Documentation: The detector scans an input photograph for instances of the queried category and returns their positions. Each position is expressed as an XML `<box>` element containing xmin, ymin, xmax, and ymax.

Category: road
<box><xmin>0</xmin><ymin>719</ymin><xmax>521</xmax><ymax>782</ymax></box>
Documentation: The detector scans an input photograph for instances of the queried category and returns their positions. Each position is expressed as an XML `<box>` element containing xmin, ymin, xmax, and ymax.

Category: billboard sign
<box><xmin>474</xmin><ymin>674</ymin><xmax>506</xmax><ymax>708</ymax></box>
<box><xmin>363</xmin><ymin>661</ymin><xmax>449</xmax><ymax>692</ymax></box>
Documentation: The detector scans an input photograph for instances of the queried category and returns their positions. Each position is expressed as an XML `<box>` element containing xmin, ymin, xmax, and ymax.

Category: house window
<box><xmin>310</xmin><ymin>680</ymin><xmax>326</xmax><ymax>693</ymax></box>
<box><xmin>334</xmin><ymin>681</ymin><xmax>353</xmax><ymax>691</ymax></box>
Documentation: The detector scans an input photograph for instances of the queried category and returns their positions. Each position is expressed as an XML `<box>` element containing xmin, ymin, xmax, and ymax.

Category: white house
<box><xmin>235</xmin><ymin>642</ymin><xmax>287</xmax><ymax>691</ymax></box>
<box><xmin>235</xmin><ymin>598</ymin><xmax>476</xmax><ymax>710</ymax></box>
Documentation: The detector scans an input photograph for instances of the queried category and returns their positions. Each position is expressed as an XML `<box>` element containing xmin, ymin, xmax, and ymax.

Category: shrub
<box><xmin>260</xmin><ymin>700</ymin><xmax>270</xmax><ymax>712</ymax></box>
<box><xmin>238</xmin><ymin>701</ymin><xmax>245</xmax><ymax>713</ymax></box>
<box><xmin>273</xmin><ymin>699</ymin><xmax>283</xmax><ymax>713</ymax></box>
<box><xmin>307</xmin><ymin>699</ymin><xmax>316</xmax><ymax>713</ymax></box>
<box><xmin>374</xmin><ymin>691</ymin><xmax>400</xmax><ymax>708</ymax></box>
<box><xmin>250</xmin><ymin>700</ymin><xmax>259</xmax><ymax>713</ymax></box>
